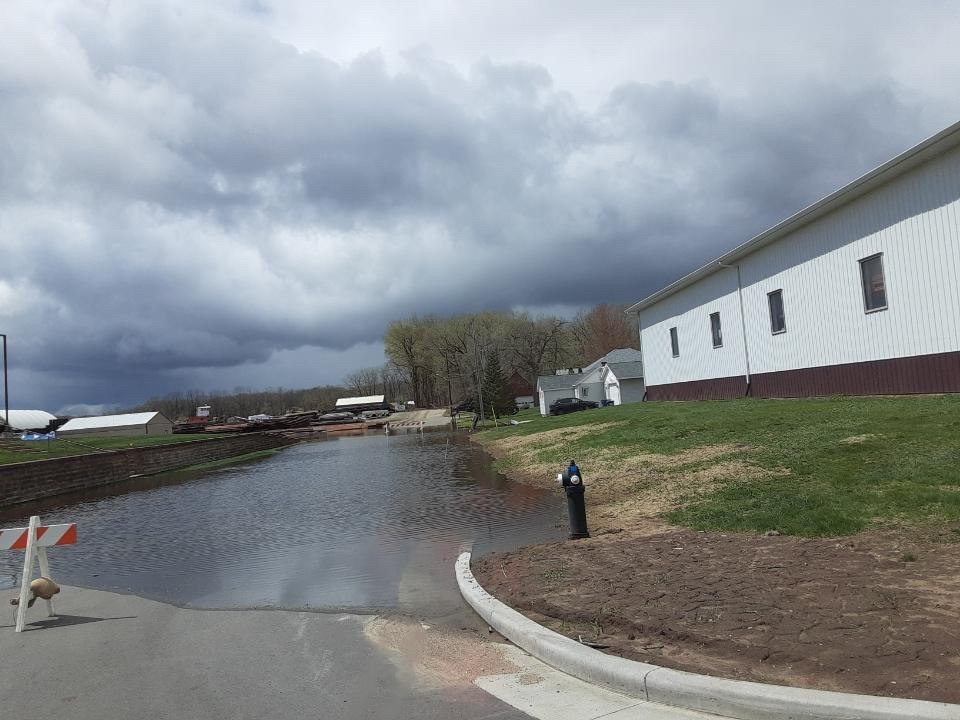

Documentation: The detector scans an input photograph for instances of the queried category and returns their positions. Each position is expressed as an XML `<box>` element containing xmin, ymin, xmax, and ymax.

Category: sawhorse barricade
<box><xmin>1</xmin><ymin>516</ymin><xmax>77</xmax><ymax>632</ymax></box>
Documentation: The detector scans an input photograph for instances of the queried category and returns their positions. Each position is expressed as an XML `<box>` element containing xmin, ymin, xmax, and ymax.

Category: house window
<box><xmin>581</xmin><ymin>386</ymin><xmax>589</xmax><ymax>397</ymax></box>
<box><xmin>709</xmin><ymin>312</ymin><xmax>722</xmax><ymax>348</ymax></box>
<box><xmin>768</xmin><ymin>290</ymin><xmax>786</xmax><ymax>334</ymax></box>
<box><xmin>670</xmin><ymin>327</ymin><xmax>680</xmax><ymax>357</ymax></box>
<box><xmin>859</xmin><ymin>253</ymin><xmax>887</xmax><ymax>312</ymax></box>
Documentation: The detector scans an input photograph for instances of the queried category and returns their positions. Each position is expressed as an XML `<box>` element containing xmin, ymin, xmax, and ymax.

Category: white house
<box><xmin>628</xmin><ymin>120</ymin><xmax>960</xmax><ymax>400</ymax></box>
<box><xmin>57</xmin><ymin>412</ymin><xmax>174</xmax><ymax>437</ymax></box>
<box><xmin>536</xmin><ymin>348</ymin><xmax>645</xmax><ymax>414</ymax></box>
<box><xmin>536</xmin><ymin>372</ymin><xmax>583</xmax><ymax>416</ymax></box>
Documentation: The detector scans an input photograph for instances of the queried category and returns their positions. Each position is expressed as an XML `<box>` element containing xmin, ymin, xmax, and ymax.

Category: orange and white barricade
<box><xmin>1</xmin><ymin>515</ymin><xmax>77</xmax><ymax>632</ymax></box>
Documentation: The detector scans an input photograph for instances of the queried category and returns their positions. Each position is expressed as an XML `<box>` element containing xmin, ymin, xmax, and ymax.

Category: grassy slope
<box><xmin>477</xmin><ymin>397</ymin><xmax>960</xmax><ymax>536</ymax></box>
<box><xmin>0</xmin><ymin>433</ymin><xmax>232</xmax><ymax>466</ymax></box>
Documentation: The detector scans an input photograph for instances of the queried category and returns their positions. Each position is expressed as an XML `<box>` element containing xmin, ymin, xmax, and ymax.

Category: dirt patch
<box><xmin>486</xmin><ymin>430</ymin><xmax>784</xmax><ymax>530</ymax></box>
<box><xmin>365</xmin><ymin>616</ymin><xmax>518</xmax><ymax>689</ymax></box>
<box><xmin>473</xmin><ymin>528</ymin><xmax>960</xmax><ymax>703</ymax></box>
<box><xmin>840</xmin><ymin>434</ymin><xmax>880</xmax><ymax>444</ymax></box>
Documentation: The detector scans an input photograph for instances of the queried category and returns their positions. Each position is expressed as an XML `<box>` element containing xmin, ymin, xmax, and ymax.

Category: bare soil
<box><xmin>473</xmin><ymin>526</ymin><xmax>960</xmax><ymax>703</ymax></box>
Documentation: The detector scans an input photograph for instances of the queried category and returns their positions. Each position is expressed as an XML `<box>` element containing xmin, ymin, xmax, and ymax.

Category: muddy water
<box><xmin>0</xmin><ymin>433</ymin><xmax>563</xmax><ymax>614</ymax></box>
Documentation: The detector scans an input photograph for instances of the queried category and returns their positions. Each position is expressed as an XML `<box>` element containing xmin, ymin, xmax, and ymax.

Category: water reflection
<box><xmin>0</xmin><ymin>433</ymin><xmax>562</xmax><ymax>613</ymax></box>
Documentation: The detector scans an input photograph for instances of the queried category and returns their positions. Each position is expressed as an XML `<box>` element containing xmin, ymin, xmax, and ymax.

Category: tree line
<box><xmin>127</xmin><ymin>385</ymin><xmax>347</xmax><ymax>421</ymax></box>
<box><xmin>345</xmin><ymin>304</ymin><xmax>639</xmax><ymax>412</ymax></box>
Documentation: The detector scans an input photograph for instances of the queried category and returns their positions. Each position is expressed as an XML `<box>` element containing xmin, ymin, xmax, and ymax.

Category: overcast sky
<box><xmin>2</xmin><ymin>1</ymin><xmax>959</xmax><ymax>414</ymax></box>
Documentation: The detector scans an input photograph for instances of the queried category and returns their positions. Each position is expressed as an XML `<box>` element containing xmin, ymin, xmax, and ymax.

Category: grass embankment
<box><xmin>0</xmin><ymin>433</ymin><xmax>232</xmax><ymax>466</ymax></box>
<box><xmin>475</xmin><ymin>396</ymin><xmax>960</xmax><ymax>537</ymax></box>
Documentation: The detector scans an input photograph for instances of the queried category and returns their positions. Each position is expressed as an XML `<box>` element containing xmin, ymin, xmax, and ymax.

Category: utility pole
<box><xmin>1</xmin><ymin>333</ymin><xmax>8</xmax><ymax>434</ymax></box>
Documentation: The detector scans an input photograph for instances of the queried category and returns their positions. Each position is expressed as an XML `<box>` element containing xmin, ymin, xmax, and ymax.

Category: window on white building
<box><xmin>768</xmin><ymin>290</ymin><xmax>786</xmax><ymax>334</ymax></box>
<box><xmin>670</xmin><ymin>327</ymin><xmax>679</xmax><ymax>357</ymax></box>
<box><xmin>859</xmin><ymin>254</ymin><xmax>887</xmax><ymax>312</ymax></box>
<box><xmin>709</xmin><ymin>312</ymin><xmax>722</xmax><ymax>348</ymax></box>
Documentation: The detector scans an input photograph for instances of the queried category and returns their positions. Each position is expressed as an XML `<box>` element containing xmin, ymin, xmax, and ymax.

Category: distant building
<box><xmin>629</xmin><ymin>120</ymin><xmax>960</xmax><ymax>400</ymax></box>
<box><xmin>536</xmin><ymin>348</ymin><xmax>644</xmax><ymax>414</ymax></box>
<box><xmin>57</xmin><ymin>411</ymin><xmax>174</xmax><ymax>438</ymax></box>
<box><xmin>334</xmin><ymin>395</ymin><xmax>391</xmax><ymax>413</ymax></box>
<box><xmin>1</xmin><ymin>410</ymin><xmax>58</xmax><ymax>433</ymax></box>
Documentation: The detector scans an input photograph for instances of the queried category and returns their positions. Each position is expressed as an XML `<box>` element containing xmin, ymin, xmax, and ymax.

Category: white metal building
<box><xmin>57</xmin><ymin>411</ymin><xmax>174</xmax><ymax>438</ymax></box>
<box><xmin>629</xmin><ymin>120</ymin><xmax>960</xmax><ymax>400</ymax></box>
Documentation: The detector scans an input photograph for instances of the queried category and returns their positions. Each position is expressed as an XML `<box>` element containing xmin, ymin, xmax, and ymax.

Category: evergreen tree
<box><xmin>481</xmin><ymin>351</ymin><xmax>514</xmax><ymax>417</ymax></box>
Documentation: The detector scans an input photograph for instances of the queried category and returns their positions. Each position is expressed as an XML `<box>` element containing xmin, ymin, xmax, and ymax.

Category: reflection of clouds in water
<box><xmin>0</xmin><ymin>434</ymin><xmax>562</xmax><ymax>610</ymax></box>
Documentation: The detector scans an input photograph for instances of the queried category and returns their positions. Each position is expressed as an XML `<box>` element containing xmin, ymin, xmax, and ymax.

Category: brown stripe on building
<box><xmin>646</xmin><ymin>375</ymin><xmax>748</xmax><ymax>401</ymax></box>
<box><xmin>646</xmin><ymin>350</ymin><xmax>960</xmax><ymax>400</ymax></box>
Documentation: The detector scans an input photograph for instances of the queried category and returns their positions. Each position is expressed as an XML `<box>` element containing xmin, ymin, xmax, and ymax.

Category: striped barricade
<box><xmin>2</xmin><ymin>516</ymin><xmax>77</xmax><ymax>632</ymax></box>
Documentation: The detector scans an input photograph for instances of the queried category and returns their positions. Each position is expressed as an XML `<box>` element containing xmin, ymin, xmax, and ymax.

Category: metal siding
<box><xmin>641</xmin><ymin>143</ymin><xmax>960</xmax><ymax>392</ymax></box>
<box><xmin>619</xmin><ymin>378</ymin><xmax>647</xmax><ymax>403</ymax></box>
<box><xmin>639</xmin><ymin>270</ymin><xmax>745</xmax><ymax>387</ymax></box>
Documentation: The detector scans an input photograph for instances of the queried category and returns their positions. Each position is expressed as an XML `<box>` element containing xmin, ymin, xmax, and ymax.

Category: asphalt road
<box><xmin>1</xmin><ymin>586</ymin><xmax>528</xmax><ymax>720</ymax></box>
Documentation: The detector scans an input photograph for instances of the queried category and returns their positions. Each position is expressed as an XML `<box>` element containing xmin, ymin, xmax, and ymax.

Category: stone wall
<box><xmin>0</xmin><ymin>434</ymin><xmax>297</xmax><ymax>507</ymax></box>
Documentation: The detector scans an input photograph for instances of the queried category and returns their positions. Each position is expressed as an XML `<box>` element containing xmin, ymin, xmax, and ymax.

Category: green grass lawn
<box><xmin>0</xmin><ymin>433</ymin><xmax>232</xmax><ymax>466</ymax></box>
<box><xmin>477</xmin><ymin>396</ymin><xmax>960</xmax><ymax>537</ymax></box>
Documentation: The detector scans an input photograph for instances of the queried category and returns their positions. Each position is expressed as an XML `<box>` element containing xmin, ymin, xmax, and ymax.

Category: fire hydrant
<box><xmin>557</xmin><ymin>460</ymin><xmax>589</xmax><ymax>540</ymax></box>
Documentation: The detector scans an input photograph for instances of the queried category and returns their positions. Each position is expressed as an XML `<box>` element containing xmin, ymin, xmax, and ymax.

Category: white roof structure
<box><xmin>2</xmin><ymin>410</ymin><xmax>57</xmax><ymax>430</ymax></box>
<box><xmin>335</xmin><ymin>395</ymin><xmax>385</xmax><ymax>407</ymax></box>
<box><xmin>58</xmin><ymin>412</ymin><xmax>165</xmax><ymax>432</ymax></box>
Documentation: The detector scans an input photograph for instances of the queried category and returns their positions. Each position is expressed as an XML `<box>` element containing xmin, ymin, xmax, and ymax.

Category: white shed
<box><xmin>628</xmin><ymin>120</ymin><xmax>960</xmax><ymax>400</ymax></box>
<box><xmin>57</xmin><ymin>412</ymin><xmax>174</xmax><ymax>438</ymax></box>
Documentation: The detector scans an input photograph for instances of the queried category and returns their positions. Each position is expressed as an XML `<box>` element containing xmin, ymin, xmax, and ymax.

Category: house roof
<box><xmin>58</xmin><ymin>412</ymin><xmax>165</xmax><ymax>431</ymax></box>
<box><xmin>605</xmin><ymin>361</ymin><xmax>645</xmax><ymax>380</ymax></box>
<box><xmin>627</xmin><ymin>119</ymin><xmax>960</xmax><ymax>314</ymax></box>
<box><xmin>538</xmin><ymin>348</ymin><xmax>644</xmax><ymax>391</ymax></box>
<box><xmin>536</xmin><ymin>374</ymin><xmax>581</xmax><ymax>391</ymax></box>
<box><xmin>583</xmin><ymin>347</ymin><xmax>643</xmax><ymax>374</ymax></box>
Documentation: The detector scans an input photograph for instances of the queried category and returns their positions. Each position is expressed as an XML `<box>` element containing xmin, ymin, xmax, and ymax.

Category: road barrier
<box><xmin>3</xmin><ymin>515</ymin><xmax>76</xmax><ymax>632</ymax></box>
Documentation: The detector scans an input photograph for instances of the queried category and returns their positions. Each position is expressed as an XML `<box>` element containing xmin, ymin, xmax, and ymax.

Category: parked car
<box><xmin>548</xmin><ymin>397</ymin><xmax>599</xmax><ymax>415</ymax></box>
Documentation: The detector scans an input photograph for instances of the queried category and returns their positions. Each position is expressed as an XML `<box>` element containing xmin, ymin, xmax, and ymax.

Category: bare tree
<box><xmin>571</xmin><ymin>303</ymin><xmax>640</xmax><ymax>362</ymax></box>
<box><xmin>344</xmin><ymin>367</ymin><xmax>382</xmax><ymax>396</ymax></box>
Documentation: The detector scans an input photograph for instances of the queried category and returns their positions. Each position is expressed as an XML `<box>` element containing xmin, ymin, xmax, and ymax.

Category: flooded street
<box><xmin>0</xmin><ymin>433</ymin><xmax>563</xmax><ymax>614</ymax></box>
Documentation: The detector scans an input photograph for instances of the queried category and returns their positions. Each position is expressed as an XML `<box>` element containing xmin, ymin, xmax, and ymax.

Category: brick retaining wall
<box><xmin>0</xmin><ymin>434</ymin><xmax>298</xmax><ymax>508</ymax></box>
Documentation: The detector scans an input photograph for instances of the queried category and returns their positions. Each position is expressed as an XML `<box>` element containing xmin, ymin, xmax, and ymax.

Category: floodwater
<box><xmin>0</xmin><ymin>433</ymin><xmax>563</xmax><ymax>614</ymax></box>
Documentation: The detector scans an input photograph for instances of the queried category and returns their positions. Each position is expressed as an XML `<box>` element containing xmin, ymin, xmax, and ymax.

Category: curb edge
<box><xmin>456</xmin><ymin>551</ymin><xmax>959</xmax><ymax>720</ymax></box>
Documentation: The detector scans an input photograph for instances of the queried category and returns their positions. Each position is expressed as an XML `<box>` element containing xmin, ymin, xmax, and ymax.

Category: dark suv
<box><xmin>548</xmin><ymin>397</ymin><xmax>599</xmax><ymax>415</ymax></box>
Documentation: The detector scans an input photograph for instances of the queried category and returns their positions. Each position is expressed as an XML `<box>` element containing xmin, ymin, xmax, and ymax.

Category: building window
<box><xmin>859</xmin><ymin>253</ymin><xmax>887</xmax><ymax>312</ymax></box>
<box><xmin>581</xmin><ymin>386</ymin><xmax>588</xmax><ymax>397</ymax></box>
<box><xmin>670</xmin><ymin>327</ymin><xmax>680</xmax><ymax>357</ymax></box>
<box><xmin>709</xmin><ymin>312</ymin><xmax>723</xmax><ymax>348</ymax></box>
<box><xmin>768</xmin><ymin>290</ymin><xmax>786</xmax><ymax>334</ymax></box>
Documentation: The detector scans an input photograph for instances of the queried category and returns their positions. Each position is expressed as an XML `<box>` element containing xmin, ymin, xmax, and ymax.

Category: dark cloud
<box><xmin>0</xmin><ymin>1</ymin><xmax>956</xmax><ymax>410</ymax></box>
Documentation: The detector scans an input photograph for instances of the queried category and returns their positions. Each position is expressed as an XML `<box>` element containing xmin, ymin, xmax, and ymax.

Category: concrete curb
<box><xmin>456</xmin><ymin>552</ymin><xmax>960</xmax><ymax>720</ymax></box>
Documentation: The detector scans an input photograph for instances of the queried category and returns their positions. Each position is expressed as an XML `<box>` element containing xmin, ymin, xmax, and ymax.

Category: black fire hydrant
<box><xmin>557</xmin><ymin>460</ymin><xmax>590</xmax><ymax>540</ymax></box>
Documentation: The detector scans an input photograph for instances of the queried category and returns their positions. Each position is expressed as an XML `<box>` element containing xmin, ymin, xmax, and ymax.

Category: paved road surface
<box><xmin>1</xmin><ymin>587</ymin><xmax>722</xmax><ymax>720</ymax></box>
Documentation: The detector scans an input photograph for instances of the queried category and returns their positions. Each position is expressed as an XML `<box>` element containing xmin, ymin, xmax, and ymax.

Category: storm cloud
<box><xmin>1</xmin><ymin>1</ymin><xmax>958</xmax><ymax>410</ymax></box>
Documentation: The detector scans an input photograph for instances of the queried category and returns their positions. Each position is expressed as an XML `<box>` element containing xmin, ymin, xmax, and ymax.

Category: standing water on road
<box><xmin>0</xmin><ymin>433</ymin><xmax>563</xmax><ymax>614</ymax></box>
